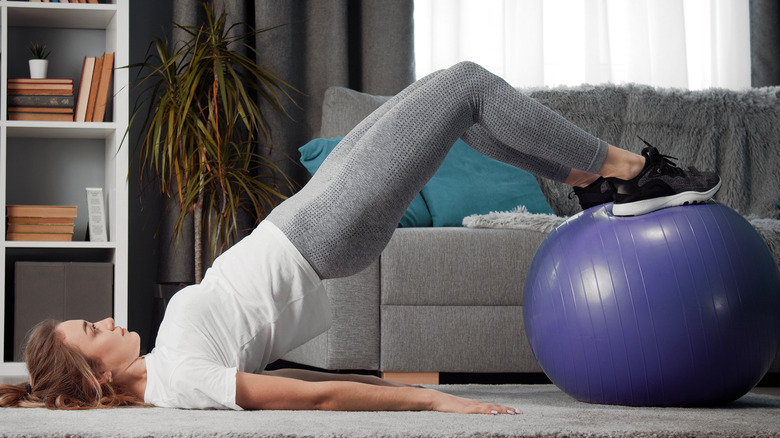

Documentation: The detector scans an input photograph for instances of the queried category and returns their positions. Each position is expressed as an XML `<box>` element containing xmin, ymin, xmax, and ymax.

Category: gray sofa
<box><xmin>282</xmin><ymin>84</ymin><xmax>780</xmax><ymax>381</ymax></box>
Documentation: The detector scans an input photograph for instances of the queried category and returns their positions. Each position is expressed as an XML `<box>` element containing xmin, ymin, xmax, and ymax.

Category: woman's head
<box><xmin>0</xmin><ymin>319</ymin><xmax>143</xmax><ymax>409</ymax></box>
<box><xmin>57</xmin><ymin>317</ymin><xmax>142</xmax><ymax>382</ymax></box>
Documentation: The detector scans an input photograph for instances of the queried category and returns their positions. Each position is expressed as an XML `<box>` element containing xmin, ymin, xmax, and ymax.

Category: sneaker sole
<box><xmin>612</xmin><ymin>179</ymin><xmax>722</xmax><ymax>217</ymax></box>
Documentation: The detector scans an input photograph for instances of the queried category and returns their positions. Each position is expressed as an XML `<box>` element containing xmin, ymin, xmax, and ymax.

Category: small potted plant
<box><xmin>28</xmin><ymin>42</ymin><xmax>50</xmax><ymax>79</ymax></box>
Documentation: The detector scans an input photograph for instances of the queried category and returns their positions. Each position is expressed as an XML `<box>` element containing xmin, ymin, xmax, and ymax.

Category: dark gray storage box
<box><xmin>14</xmin><ymin>262</ymin><xmax>113</xmax><ymax>361</ymax></box>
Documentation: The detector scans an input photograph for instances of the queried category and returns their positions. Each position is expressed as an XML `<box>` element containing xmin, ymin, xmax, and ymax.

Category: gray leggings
<box><xmin>267</xmin><ymin>61</ymin><xmax>608</xmax><ymax>279</ymax></box>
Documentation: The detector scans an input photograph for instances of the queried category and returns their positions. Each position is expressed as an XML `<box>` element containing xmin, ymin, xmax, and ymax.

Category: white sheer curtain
<box><xmin>414</xmin><ymin>0</ymin><xmax>751</xmax><ymax>90</ymax></box>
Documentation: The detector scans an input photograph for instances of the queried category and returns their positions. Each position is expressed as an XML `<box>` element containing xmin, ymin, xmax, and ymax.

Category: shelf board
<box><xmin>4</xmin><ymin>240</ymin><xmax>117</xmax><ymax>249</ymax></box>
<box><xmin>0</xmin><ymin>362</ymin><xmax>27</xmax><ymax>381</ymax></box>
<box><xmin>5</xmin><ymin>121</ymin><xmax>118</xmax><ymax>139</ymax></box>
<box><xmin>6</xmin><ymin>1</ymin><xmax>117</xmax><ymax>29</ymax></box>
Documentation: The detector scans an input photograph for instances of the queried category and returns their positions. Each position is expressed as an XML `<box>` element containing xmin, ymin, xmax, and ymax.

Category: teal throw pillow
<box><xmin>421</xmin><ymin>139</ymin><xmax>554</xmax><ymax>226</ymax></box>
<box><xmin>298</xmin><ymin>137</ymin><xmax>432</xmax><ymax>227</ymax></box>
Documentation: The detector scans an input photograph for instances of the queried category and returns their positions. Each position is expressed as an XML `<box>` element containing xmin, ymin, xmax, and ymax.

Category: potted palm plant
<box><xmin>131</xmin><ymin>3</ymin><xmax>296</xmax><ymax>283</ymax></box>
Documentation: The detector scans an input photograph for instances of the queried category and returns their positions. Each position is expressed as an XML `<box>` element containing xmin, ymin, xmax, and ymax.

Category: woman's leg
<box><xmin>267</xmin><ymin>61</ymin><xmax>609</xmax><ymax>279</ymax></box>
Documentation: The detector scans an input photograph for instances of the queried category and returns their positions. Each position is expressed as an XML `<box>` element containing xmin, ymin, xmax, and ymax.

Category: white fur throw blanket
<box><xmin>462</xmin><ymin>206</ymin><xmax>565</xmax><ymax>234</ymax></box>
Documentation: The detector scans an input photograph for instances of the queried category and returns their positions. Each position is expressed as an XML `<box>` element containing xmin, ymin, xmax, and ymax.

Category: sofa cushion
<box><xmin>380</xmin><ymin>305</ymin><xmax>542</xmax><ymax>373</ymax></box>
<box><xmin>380</xmin><ymin>227</ymin><xmax>547</xmax><ymax>306</ymax></box>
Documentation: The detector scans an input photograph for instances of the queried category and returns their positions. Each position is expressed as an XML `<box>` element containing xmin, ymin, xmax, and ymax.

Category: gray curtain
<box><xmin>160</xmin><ymin>0</ymin><xmax>415</xmax><ymax>283</ymax></box>
<box><xmin>750</xmin><ymin>0</ymin><xmax>780</xmax><ymax>87</ymax></box>
<box><xmin>253</xmin><ymin>0</ymin><xmax>415</xmax><ymax>187</ymax></box>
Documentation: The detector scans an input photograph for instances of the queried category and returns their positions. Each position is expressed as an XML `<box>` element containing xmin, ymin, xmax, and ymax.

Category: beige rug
<box><xmin>1</xmin><ymin>384</ymin><xmax>779</xmax><ymax>437</ymax></box>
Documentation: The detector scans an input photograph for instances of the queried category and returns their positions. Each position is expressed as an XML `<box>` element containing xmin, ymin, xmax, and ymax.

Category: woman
<box><xmin>0</xmin><ymin>61</ymin><xmax>719</xmax><ymax>412</ymax></box>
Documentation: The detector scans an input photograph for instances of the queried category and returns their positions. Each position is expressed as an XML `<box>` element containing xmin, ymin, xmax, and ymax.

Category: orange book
<box><xmin>7</xmin><ymin>205</ymin><xmax>78</xmax><ymax>219</ymax></box>
<box><xmin>9</xmin><ymin>112</ymin><xmax>73</xmax><ymax>121</ymax></box>
<box><xmin>92</xmin><ymin>52</ymin><xmax>114</xmax><ymax>122</ymax></box>
<box><xmin>6</xmin><ymin>233</ymin><xmax>73</xmax><ymax>242</ymax></box>
<box><xmin>75</xmin><ymin>57</ymin><xmax>96</xmax><ymax>122</ymax></box>
<box><xmin>8</xmin><ymin>78</ymin><xmax>73</xmax><ymax>85</ymax></box>
<box><xmin>7</xmin><ymin>216</ymin><xmax>74</xmax><ymax>225</ymax></box>
<box><xmin>8</xmin><ymin>89</ymin><xmax>73</xmax><ymax>96</ymax></box>
<box><xmin>7</xmin><ymin>224</ymin><xmax>75</xmax><ymax>234</ymax></box>
<box><xmin>8</xmin><ymin>84</ymin><xmax>73</xmax><ymax>90</ymax></box>
<box><xmin>9</xmin><ymin>113</ymin><xmax>73</xmax><ymax>121</ymax></box>
<box><xmin>86</xmin><ymin>55</ymin><xmax>104</xmax><ymax>122</ymax></box>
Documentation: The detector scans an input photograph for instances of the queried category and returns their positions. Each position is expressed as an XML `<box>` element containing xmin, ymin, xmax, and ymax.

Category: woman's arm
<box><xmin>235</xmin><ymin>371</ymin><xmax>518</xmax><ymax>414</ymax></box>
<box><xmin>262</xmin><ymin>368</ymin><xmax>408</xmax><ymax>387</ymax></box>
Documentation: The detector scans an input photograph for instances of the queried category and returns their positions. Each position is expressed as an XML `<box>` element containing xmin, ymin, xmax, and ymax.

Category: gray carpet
<box><xmin>2</xmin><ymin>385</ymin><xmax>779</xmax><ymax>437</ymax></box>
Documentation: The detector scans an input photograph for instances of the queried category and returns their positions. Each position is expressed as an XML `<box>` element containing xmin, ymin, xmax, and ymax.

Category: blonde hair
<box><xmin>0</xmin><ymin>319</ymin><xmax>146</xmax><ymax>409</ymax></box>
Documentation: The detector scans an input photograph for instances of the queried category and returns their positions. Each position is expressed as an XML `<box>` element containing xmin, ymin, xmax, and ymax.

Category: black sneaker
<box><xmin>572</xmin><ymin>177</ymin><xmax>612</xmax><ymax>210</ymax></box>
<box><xmin>606</xmin><ymin>139</ymin><xmax>721</xmax><ymax>216</ymax></box>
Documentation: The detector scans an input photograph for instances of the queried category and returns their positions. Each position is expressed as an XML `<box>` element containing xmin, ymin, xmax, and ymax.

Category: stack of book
<box><xmin>75</xmin><ymin>52</ymin><xmax>115</xmax><ymax>122</ymax></box>
<box><xmin>7</xmin><ymin>79</ymin><xmax>75</xmax><ymax>121</ymax></box>
<box><xmin>6</xmin><ymin>205</ymin><xmax>77</xmax><ymax>242</ymax></box>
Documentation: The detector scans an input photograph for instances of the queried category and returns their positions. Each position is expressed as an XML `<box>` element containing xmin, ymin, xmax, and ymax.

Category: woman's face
<box><xmin>57</xmin><ymin>318</ymin><xmax>141</xmax><ymax>377</ymax></box>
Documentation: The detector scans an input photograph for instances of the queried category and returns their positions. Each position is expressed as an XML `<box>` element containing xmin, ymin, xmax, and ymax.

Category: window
<box><xmin>414</xmin><ymin>0</ymin><xmax>751</xmax><ymax>90</ymax></box>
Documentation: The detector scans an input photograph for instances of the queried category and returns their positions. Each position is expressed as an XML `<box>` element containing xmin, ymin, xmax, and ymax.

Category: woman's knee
<box><xmin>447</xmin><ymin>61</ymin><xmax>503</xmax><ymax>93</ymax></box>
<box><xmin>449</xmin><ymin>60</ymin><xmax>488</xmax><ymax>76</ymax></box>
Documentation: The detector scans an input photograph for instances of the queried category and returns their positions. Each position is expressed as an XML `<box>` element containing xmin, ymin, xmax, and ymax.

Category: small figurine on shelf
<box><xmin>28</xmin><ymin>42</ymin><xmax>50</xmax><ymax>79</ymax></box>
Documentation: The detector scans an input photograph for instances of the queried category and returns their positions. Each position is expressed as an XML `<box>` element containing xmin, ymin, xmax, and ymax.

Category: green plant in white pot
<box><xmin>28</xmin><ymin>42</ymin><xmax>50</xmax><ymax>79</ymax></box>
<box><xmin>131</xmin><ymin>3</ymin><xmax>296</xmax><ymax>283</ymax></box>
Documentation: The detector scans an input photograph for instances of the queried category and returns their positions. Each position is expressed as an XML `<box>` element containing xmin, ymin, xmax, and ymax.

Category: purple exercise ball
<box><xmin>523</xmin><ymin>202</ymin><xmax>780</xmax><ymax>406</ymax></box>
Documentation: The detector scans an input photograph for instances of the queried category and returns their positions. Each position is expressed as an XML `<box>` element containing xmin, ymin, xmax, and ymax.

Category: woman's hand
<box><xmin>427</xmin><ymin>389</ymin><xmax>519</xmax><ymax>415</ymax></box>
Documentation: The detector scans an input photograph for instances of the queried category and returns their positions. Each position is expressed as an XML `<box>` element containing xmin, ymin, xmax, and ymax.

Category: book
<box><xmin>7</xmin><ymin>233</ymin><xmax>73</xmax><ymax>242</ymax></box>
<box><xmin>85</xmin><ymin>187</ymin><xmax>107</xmax><ymax>242</ymax></box>
<box><xmin>75</xmin><ymin>57</ymin><xmax>96</xmax><ymax>122</ymax></box>
<box><xmin>8</xmin><ymin>78</ymin><xmax>73</xmax><ymax>85</ymax></box>
<box><xmin>92</xmin><ymin>52</ymin><xmax>114</xmax><ymax>122</ymax></box>
<box><xmin>7</xmin><ymin>94</ymin><xmax>75</xmax><ymax>108</ymax></box>
<box><xmin>8</xmin><ymin>79</ymin><xmax>73</xmax><ymax>96</ymax></box>
<box><xmin>85</xmin><ymin>55</ymin><xmax>103</xmax><ymax>121</ymax></box>
<box><xmin>7</xmin><ymin>224</ymin><xmax>75</xmax><ymax>234</ymax></box>
<box><xmin>7</xmin><ymin>216</ymin><xmax>74</xmax><ymax>225</ymax></box>
<box><xmin>8</xmin><ymin>85</ymin><xmax>73</xmax><ymax>95</ymax></box>
<box><xmin>8</xmin><ymin>107</ymin><xmax>74</xmax><ymax>114</ymax></box>
<box><xmin>8</xmin><ymin>112</ymin><xmax>74</xmax><ymax>122</ymax></box>
<box><xmin>8</xmin><ymin>82</ymin><xmax>73</xmax><ymax>90</ymax></box>
<box><xmin>7</xmin><ymin>205</ymin><xmax>78</xmax><ymax>218</ymax></box>
<box><xmin>8</xmin><ymin>89</ymin><xmax>73</xmax><ymax>96</ymax></box>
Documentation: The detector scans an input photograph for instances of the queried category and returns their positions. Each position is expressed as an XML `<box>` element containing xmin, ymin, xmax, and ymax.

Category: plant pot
<box><xmin>28</xmin><ymin>59</ymin><xmax>48</xmax><ymax>79</ymax></box>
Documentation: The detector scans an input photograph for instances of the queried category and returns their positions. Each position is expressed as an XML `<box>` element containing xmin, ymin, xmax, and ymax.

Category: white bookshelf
<box><xmin>0</xmin><ymin>0</ymin><xmax>128</xmax><ymax>379</ymax></box>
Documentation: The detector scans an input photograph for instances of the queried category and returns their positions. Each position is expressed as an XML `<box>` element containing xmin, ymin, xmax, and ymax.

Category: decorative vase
<box><xmin>28</xmin><ymin>59</ymin><xmax>48</xmax><ymax>79</ymax></box>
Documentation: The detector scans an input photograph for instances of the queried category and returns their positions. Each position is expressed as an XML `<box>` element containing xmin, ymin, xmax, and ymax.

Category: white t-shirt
<box><xmin>143</xmin><ymin>220</ymin><xmax>331</xmax><ymax>409</ymax></box>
